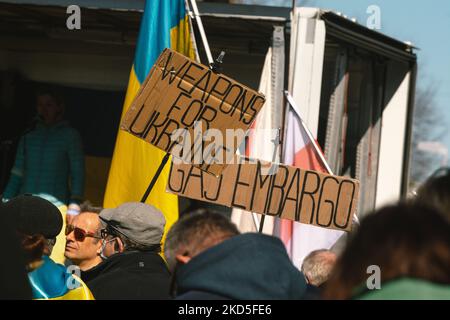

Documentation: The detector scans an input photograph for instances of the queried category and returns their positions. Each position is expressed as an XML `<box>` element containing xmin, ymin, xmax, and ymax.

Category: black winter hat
<box><xmin>1</xmin><ymin>194</ymin><xmax>62</xmax><ymax>239</ymax></box>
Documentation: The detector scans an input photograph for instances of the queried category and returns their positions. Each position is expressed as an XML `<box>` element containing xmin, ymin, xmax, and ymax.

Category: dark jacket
<box><xmin>0</xmin><ymin>212</ymin><xmax>31</xmax><ymax>300</ymax></box>
<box><xmin>176</xmin><ymin>233</ymin><xmax>307</xmax><ymax>300</ymax></box>
<box><xmin>84</xmin><ymin>250</ymin><xmax>171</xmax><ymax>300</ymax></box>
<box><xmin>302</xmin><ymin>284</ymin><xmax>323</xmax><ymax>300</ymax></box>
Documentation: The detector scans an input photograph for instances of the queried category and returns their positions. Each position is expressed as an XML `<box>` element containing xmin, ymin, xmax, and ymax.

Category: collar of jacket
<box><xmin>176</xmin><ymin>233</ymin><xmax>307</xmax><ymax>300</ymax></box>
<box><xmin>82</xmin><ymin>250</ymin><xmax>166</xmax><ymax>282</ymax></box>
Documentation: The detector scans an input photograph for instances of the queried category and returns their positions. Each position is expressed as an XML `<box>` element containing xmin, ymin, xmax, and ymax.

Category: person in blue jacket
<box><xmin>2</xmin><ymin>89</ymin><xmax>84</xmax><ymax>215</ymax></box>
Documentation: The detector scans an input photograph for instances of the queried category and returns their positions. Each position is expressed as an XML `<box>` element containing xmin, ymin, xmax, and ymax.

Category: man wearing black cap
<box><xmin>82</xmin><ymin>202</ymin><xmax>171</xmax><ymax>300</ymax></box>
<box><xmin>2</xmin><ymin>194</ymin><xmax>93</xmax><ymax>299</ymax></box>
<box><xmin>0</xmin><ymin>211</ymin><xmax>32</xmax><ymax>299</ymax></box>
<box><xmin>2</xmin><ymin>193</ymin><xmax>63</xmax><ymax>265</ymax></box>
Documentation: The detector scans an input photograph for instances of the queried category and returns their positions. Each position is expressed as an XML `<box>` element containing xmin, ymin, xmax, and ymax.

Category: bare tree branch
<box><xmin>410</xmin><ymin>85</ymin><xmax>447</xmax><ymax>186</ymax></box>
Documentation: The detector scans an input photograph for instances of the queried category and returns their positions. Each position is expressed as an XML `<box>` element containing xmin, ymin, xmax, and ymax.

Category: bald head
<box><xmin>301</xmin><ymin>250</ymin><xmax>337</xmax><ymax>287</ymax></box>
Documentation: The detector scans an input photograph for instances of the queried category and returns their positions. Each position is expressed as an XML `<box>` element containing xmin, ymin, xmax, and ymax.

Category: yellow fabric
<box><xmin>46</xmin><ymin>275</ymin><xmax>94</xmax><ymax>300</ymax></box>
<box><xmin>171</xmin><ymin>16</ymin><xmax>196</xmax><ymax>61</ymax></box>
<box><xmin>49</xmin><ymin>205</ymin><xmax>67</xmax><ymax>265</ymax></box>
<box><xmin>103</xmin><ymin>68</ymin><xmax>178</xmax><ymax>241</ymax></box>
<box><xmin>84</xmin><ymin>156</ymin><xmax>111</xmax><ymax>206</ymax></box>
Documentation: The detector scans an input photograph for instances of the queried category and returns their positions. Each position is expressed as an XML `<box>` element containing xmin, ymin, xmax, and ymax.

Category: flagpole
<box><xmin>188</xmin><ymin>0</ymin><xmax>214</xmax><ymax>65</ymax></box>
<box><xmin>140</xmin><ymin>152</ymin><xmax>171</xmax><ymax>203</ymax></box>
<box><xmin>258</xmin><ymin>215</ymin><xmax>266</xmax><ymax>233</ymax></box>
<box><xmin>136</xmin><ymin>0</ymin><xmax>211</xmax><ymax>206</ymax></box>
<box><xmin>284</xmin><ymin>90</ymin><xmax>360</xmax><ymax>225</ymax></box>
<box><xmin>251</xmin><ymin>212</ymin><xmax>260</xmax><ymax>231</ymax></box>
<box><xmin>141</xmin><ymin>1</ymin><xmax>202</xmax><ymax>204</ymax></box>
<box><xmin>188</xmin><ymin>0</ymin><xmax>262</xmax><ymax>231</ymax></box>
<box><xmin>258</xmin><ymin>128</ymin><xmax>281</xmax><ymax>233</ymax></box>
<box><xmin>284</xmin><ymin>91</ymin><xmax>333</xmax><ymax>174</ymax></box>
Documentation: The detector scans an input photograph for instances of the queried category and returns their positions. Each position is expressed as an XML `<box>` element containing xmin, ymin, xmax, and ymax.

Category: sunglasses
<box><xmin>65</xmin><ymin>225</ymin><xmax>101</xmax><ymax>242</ymax></box>
<box><xmin>99</xmin><ymin>218</ymin><xmax>125</xmax><ymax>240</ymax></box>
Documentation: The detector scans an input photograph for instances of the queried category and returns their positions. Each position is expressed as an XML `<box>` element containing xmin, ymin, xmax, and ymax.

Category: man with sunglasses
<box><xmin>64</xmin><ymin>203</ymin><xmax>103</xmax><ymax>274</ymax></box>
<box><xmin>82</xmin><ymin>202</ymin><xmax>171</xmax><ymax>300</ymax></box>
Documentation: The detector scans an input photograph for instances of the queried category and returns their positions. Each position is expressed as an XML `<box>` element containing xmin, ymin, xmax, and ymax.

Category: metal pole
<box><xmin>190</xmin><ymin>0</ymin><xmax>260</xmax><ymax>229</ymax></box>
<box><xmin>140</xmin><ymin>153</ymin><xmax>171</xmax><ymax>203</ymax></box>
<box><xmin>188</xmin><ymin>0</ymin><xmax>214</xmax><ymax>65</ymax></box>
<box><xmin>251</xmin><ymin>212</ymin><xmax>260</xmax><ymax>232</ymax></box>
<box><xmin>284</xmin><ymin>91</ymin><xmax>333</xmax><ymax>174</ymax></box>
<box><xmin>258</xmin><ymin>128</ymin><xmax>281</xmax><ymax>233</ymax></box>
<box><xmin>258</xmin><ymin>214</ymin><xmax>266</xmax><ymax>233</ymax></box>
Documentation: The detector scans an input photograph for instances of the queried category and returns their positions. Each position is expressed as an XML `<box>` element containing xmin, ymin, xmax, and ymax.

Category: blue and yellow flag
<box><xmin>104</xmin><ymin>1</ymin><xmax>195</xmax><ymax>239</ymax></box>
<box><xmin>29</xmin><ymin>256</ymin><xmax>94</xmax><ymax>300</ymax></box>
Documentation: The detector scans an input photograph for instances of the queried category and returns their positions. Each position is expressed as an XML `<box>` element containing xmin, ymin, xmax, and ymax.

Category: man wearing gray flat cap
<box><xmin>82</xmin><ymin>202</ymin><xmax>171</xmax><ymax>300</ymax></box>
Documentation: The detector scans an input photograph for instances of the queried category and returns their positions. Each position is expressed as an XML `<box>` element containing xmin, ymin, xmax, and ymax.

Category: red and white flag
<box><xmin>274</xmin><ymin>95</ymin><xmax>344</xmax><ymax>269</ymax></box>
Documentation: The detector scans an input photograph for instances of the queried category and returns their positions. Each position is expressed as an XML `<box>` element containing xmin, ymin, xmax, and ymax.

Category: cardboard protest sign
<box><xmin>167</xmin><ymin>157</ymin><xmax>360</xmax><ymax>231</ymax></box>
<box><xmin>121</xmin><ymin>48</ymin><xmax>266</xmax><ymax>176</ymax></box>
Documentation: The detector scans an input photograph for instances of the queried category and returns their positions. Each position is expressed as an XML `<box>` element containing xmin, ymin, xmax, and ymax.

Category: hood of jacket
<box><xmin>176</xmin><ymin>233</ymin><xmax>307</xmax><ymax>300</ymax></box>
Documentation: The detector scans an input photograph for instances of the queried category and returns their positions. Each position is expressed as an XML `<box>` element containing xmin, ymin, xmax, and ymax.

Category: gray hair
<box><xmin>79</xmin><ymin>201</ymin><xmax>103</xmax><ymax>214</ymax></box>
<box><xmin>301</xmin><ymin>249</ymin><xmax>337</xmax><ymax>287</ymax></box>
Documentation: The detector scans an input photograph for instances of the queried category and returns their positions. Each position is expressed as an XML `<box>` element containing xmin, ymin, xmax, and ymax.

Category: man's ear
<box><xmin>304</xmin><ymin>274</ymin><xmax>311</xmax><ymax>285</ymax></box>
<box><xmin>116</xmin><ymin>238</ymin><xmax>125</xmax><ymax>253</ymax></box>
<box><xmin>96</xmin><ymin>239</ymin><xmax>103</xmax><ymax>254</ymax></box>
<box><xmin>175</xmin><ymin>254</ymin><xmax>191</xmax><ymax>265</ymax></box>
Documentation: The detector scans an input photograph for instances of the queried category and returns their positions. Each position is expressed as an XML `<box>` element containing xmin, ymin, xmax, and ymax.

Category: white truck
<box><xmin>194</xmin><ymin>3</ymin><xmax>417</xmax><ymax>217</ymax></box>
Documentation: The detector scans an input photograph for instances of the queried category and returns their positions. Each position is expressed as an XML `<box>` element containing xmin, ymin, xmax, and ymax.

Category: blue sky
<box><xmin>245</xmin><ymin>0</ymin><xmax>450</xmax><ymax>165</ymax></box>
<box><xmin>307</xmin><ymin>0</ymin><xmax>450</xmax><ymax>147</ymax></box>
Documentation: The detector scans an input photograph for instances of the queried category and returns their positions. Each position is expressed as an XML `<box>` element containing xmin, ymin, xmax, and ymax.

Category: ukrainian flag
<box><xmin>104</xmin><ymin>0</ymin><xmax>195</xmax><ymax>240</ymax></box>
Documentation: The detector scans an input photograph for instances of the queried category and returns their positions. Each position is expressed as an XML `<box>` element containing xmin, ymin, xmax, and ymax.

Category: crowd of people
<box><xmin>0</xmin><ymin>167</ymin><xmax>449</xmax><ymax>300</ymax></box>
<box><xmin>0</xmin><ymin>89</ymin><xmax>449</xmax><ymax>300</ymax></box>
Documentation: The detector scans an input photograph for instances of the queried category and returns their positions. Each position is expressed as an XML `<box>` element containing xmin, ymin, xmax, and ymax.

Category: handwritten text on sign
<box><xmin>168</xmin><ymin>157</ymin><xmax>359</xmax><ymax>231</ymax></box>
<box><xmin>121</xmin><ymin>48</ymin><xmax>265</xmax><ymax>176</ymax></box>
